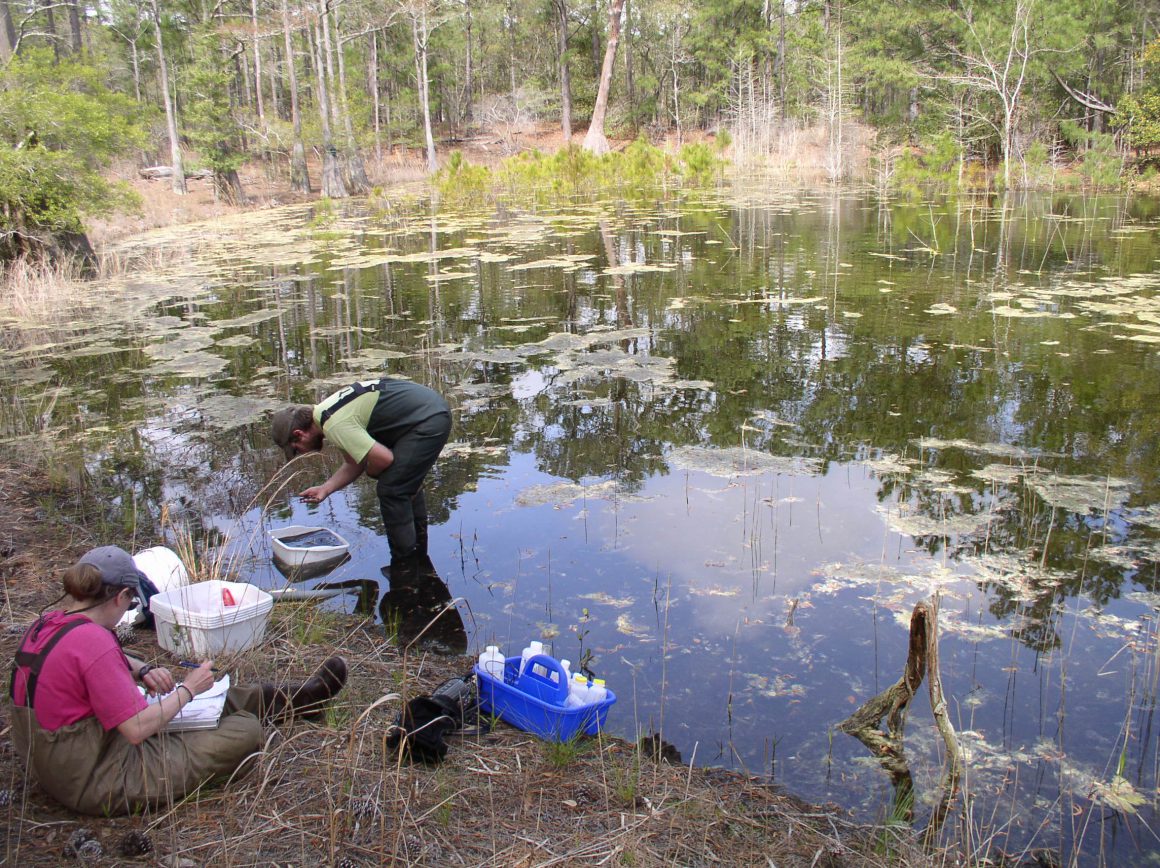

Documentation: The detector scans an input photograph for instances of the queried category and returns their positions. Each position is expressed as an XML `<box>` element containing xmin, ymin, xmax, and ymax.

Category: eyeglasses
<box><xmin>120</xmin><ymin>588</ymin><xmax>140</xmax><ymax>608</ymax></box>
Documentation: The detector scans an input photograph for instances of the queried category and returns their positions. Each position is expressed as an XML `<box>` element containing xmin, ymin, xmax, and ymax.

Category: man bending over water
<box><xmin>271</xmin><ymin>379</ymin><xmax>451</xmax><ymax>564</ymax></box>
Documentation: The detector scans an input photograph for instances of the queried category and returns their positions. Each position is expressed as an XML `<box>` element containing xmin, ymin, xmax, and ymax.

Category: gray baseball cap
<box><xmin>271</xmin><ymin>405</ymin><xmax>314</xmax><ymax>461</ymax></box>
<box><xmin>79</xmin><ymin>546</ymin><xmax>148</xmax><ymax>593</ymax></box>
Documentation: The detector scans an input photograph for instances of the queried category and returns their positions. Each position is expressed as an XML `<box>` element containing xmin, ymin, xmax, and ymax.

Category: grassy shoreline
<box><xmin>0</xmin><ymin>458</ymin><xmax>931</xmax><ymax>866</ymax></box>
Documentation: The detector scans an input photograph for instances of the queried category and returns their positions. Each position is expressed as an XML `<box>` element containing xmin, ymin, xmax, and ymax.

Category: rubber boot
<box><xmin>411</xmin><ymin>491</ymin><xmax>429</xmax><ymax>556</ymax></box>
<box><xmin>257</xmin><ymin>683</ymin><xmax>290</xmax><ymax>724</ymax></box>
<box><xmin>259</xmin><ymin>657</ymin><xmax>349</xmax><ymax>724</ymax></box>
<box><xmin>287</xmin><ymin>656</ymin><xmax>348</xmax><ymax>720</ymax></box>
<box><xmin>413</xmin><ymin>514</ymin><xmax>429</xmax><ymax>557</ymax></box>
<box><xmin>386</xmin><ymin>522</ymin><xmax>418</xmax><ymax>563</ymax></box>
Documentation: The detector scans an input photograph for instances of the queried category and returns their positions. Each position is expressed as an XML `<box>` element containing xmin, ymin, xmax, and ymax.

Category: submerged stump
<box><xmin>838</xmin><ymin>597</ymin><xmax>962</xmax><ymax>846</ymax></box>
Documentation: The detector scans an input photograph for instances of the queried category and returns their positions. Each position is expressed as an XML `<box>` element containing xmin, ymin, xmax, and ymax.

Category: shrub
<box><xmin>0</xmin><ymin>50</ymin><xmax>145</xmax><ymax>264</ymax></box>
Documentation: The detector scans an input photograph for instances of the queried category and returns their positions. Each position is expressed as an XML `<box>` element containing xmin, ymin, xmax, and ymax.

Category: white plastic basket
<box><xmin>149</xmin><ymin>580</ymin><xmax>273</xmax><ymax>657</ymax></box>
<box><xmin>269</xmin><ymin>525</ymin><xmax>350</xmax><ymax>567</ymax></box>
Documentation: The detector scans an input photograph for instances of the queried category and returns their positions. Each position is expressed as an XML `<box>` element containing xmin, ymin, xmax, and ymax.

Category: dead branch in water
<box><xmin>837</xmin><ymin>597</ymin><xmax>962</xmax><ymax>847</ymax></box>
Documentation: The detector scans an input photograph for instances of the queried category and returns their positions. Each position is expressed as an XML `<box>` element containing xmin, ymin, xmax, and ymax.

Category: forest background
<box><xmin>3</xmin><ymin>0</ymin><xmax>1160</xmax><ymax>265</ymax></box>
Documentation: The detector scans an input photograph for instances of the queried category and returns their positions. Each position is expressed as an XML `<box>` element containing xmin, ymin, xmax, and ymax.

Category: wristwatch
<box><xmin>137</xmin><ymin>663</ymin><xmax>157</xmax><ymax>681</ymax></box>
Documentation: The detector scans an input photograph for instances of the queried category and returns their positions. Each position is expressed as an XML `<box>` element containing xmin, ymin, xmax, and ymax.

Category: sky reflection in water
<box><xmin>7</xmin><ymin>188</ymin><xmax>1160</xmax><ymax>862</ymax></box>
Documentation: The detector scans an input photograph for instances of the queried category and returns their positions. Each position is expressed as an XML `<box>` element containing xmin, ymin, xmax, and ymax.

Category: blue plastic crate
<box><xmin>474</xmin><ymin>654</ymin><xmax>616</xmax><ymax>742</ymax></box>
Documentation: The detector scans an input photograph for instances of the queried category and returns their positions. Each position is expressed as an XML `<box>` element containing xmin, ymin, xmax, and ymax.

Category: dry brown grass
<box><xmin>0</xmin><ymin>257</ymin><xmax>91</xmax><ymax>327</ymax></box>
<box><xmin>0</xmin><ymin>458</ymin><xmax>931</xmax><ymax>868</ymax></box>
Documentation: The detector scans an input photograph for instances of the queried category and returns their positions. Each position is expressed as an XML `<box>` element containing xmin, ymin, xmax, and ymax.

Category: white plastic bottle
<box><xmin>587</xmin><ymin>677</ymin><xmax>608</xmax><ymax>704</ymax></box>
<box><xmin>559</xmin><ymin>660</ymin><xmax>578</xmax><ymax>706</ymax></box>
<box><xmin>568</xmin><ymin>672</ymin><xmax>591</xmax><ymax>707</ymax></box>
<box><xmin>478</xmin><ymin>645</ymin><xmax>505</xmax><ymax>679</ymax></box>
<box><xmin>519</xmin><ymin>640</ymin><xmax>544</xmax><ymax>675</ymax></box>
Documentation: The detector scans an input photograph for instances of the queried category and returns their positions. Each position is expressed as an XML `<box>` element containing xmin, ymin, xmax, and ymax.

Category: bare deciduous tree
<box><xmin>582</xmin><ymin>0</ymin><xmax>624</xmax><ymax>154</ymax></box>
<box><xmin>281</xmin><ymin>0</ymin><xmax>310</xmax><ymax>191</ymax></box>
<box><xmin>150</xmin><ymin>0</ymin><xmax>186</xmax><ymax>194</ymax></box>
<box><xmin>942</xmin><ymin>0</ymin><xmax>1039</xmax><ymax>192</ymax></box>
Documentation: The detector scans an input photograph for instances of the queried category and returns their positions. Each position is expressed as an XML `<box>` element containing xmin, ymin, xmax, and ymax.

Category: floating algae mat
<box><xmin>17</xmin><ymin>188</ymin><xmax>1160</xmax><ymax>866</ymax></box>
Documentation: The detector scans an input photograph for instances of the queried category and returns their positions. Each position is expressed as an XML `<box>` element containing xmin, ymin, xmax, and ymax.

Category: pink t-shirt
<box><xmin>11</xmin><ymin>611</ymin><xmax>148</xmax><ymax>731</ymax></box>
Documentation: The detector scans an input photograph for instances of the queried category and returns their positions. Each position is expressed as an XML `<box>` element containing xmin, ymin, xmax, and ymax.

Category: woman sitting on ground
<box><xmin>7</xmin><ymin>545</ymin><xmax>348</xmax><ymax>816</ymax></box>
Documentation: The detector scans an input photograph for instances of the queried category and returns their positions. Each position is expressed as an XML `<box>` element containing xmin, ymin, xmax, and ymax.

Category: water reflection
<box><xmin>273</xmin><ymin>552</ymin><xmax>351</xmax><ymax>582</ymax></box>
<box><xmin>6</xmin><ymin>190</ymin><xmax>1160</xmax><ymax>863</ymax></box>
<box><xmin>378</xmin><ymin>555</ymin><xmax>467</xmax><ymax>654</ymax></box>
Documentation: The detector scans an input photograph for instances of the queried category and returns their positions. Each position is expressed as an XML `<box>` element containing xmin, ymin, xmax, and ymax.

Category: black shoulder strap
<box><xmin>319</xmin><ymin>380</ymin><xmax>386</xmax><ymax>428</ymax></box>
<box><xmin>9</xmin><ymin>618</ymin><xmax>89</xmax><ymax>707</ymax></box>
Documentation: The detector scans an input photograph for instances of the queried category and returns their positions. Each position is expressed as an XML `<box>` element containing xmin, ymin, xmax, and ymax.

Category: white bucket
<box><xmin>118</xmin><ymin>546</ymin><xmax>191</xmax><ymax>629</ymax></box>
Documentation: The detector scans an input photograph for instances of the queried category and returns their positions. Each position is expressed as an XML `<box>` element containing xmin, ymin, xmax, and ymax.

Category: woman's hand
<box><xmin>141</xmin><ymin>666</ymin><xmax>176</xmax><ymax>696</ymax></box>
<box><xmin>118</xmin><ymin>659</ymin><xmax>217</xmax><ymax>745</ymax></box>
<box><xmin>181</xmin><ymin>660</ymin><xmax>216</xmax><ymax>696</ymax></box>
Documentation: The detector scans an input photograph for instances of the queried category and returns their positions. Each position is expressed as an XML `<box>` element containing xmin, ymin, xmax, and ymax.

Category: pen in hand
<box><xmin>178</xmin><ymin>661</ymin><xmax>221</xmax><ymax>674</ymax></box>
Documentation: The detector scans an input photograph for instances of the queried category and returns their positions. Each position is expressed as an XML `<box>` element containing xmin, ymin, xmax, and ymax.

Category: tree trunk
<box><xmin>507</xmin><ymin>0</ymin><xmax>517</xmax><ymax>103</ymax></box>
<box><xmin>66</xmin><ymin>0</ymin><xmax>82</xmax><ymax>54</ymax></box>
<box><xmin>238</xmin><ymin>39</ymin><xmax>252</xmax><ymax>110</ymax></box>
<box><xmin>590</xmin><ymin>0</ymin><xmax>600</xmax><ymax>69</ymax></box>
<box><xmin>0</xmin><ymin>0</ymin><xmax>16</xmax><ymax>61</ymax></box>
<box><xmin>553</xmin><ymin>0</ymin><xmax>572</xmax><ymax>142</ymax></box>
<box><xmin>312</xmin><ymin>14</ymin><xmax>347</xmax><ymax>198</ymax></box>
<box><xmin>251</xmin><ymin>0</ymin><xmax>265</xmax><ymax>122</ymax></box>
<box><xmin>412</xmin><ymin>10</ymin><xmax>438</xmax><ymax>173</ymax></box>
<box><xmin>333</xmin><ymin>21</ymin><xmax>370</xmax><ymax>192</ymax></box>
<box><xmin>624</xmin><ymin>0</ymin><xmax>634</xmax><ymax>125</ymax></box>
<box><xmin>837</xmin><ymin>599</ymin><xmax>962</xmax><ymax>849</ymax></box>
<box><xmin>213</xmin><ymin>168</ymin><xmax>245</xmax><ymax>204</ymax></box>
<box><xmin>42</xmin><ymin>0</ymin><xmax>59</xmax><ymax>62</ymax></box>
<box><xmin>269</xmin><ymin>42</ymin><xmax>283</xmax><ymax>119</ymax></box>
<box><xmin>152</xmin><ymin>0</ymin><xmax>186</xmax><ymax>194</ymax></box>
<box><xmin>463</xmin><ymin>0</ymin><xmax>473</xmax><ymax>127</ymax></box>
<box><xmin>582</xmin><ymin>0</ymin><xmax>624</xmax><ymax>154</ymax></box>
<box><xmin>281</xmin><ymin>0</ymin><xmax>310</xmax><ymax>192</ymax></box>
<box><xmin>47</xmin><ymin>230</ymin><xmax>99</xmax><ymax>275</ymax></box>
<box><xmin>777</xmin><ymin>0</ymin><xmax>786</xmax><ymax>110</ymax></box>
<box><xmin>370</xmin><ymin>31</ymin><xmax>382</xmax><ymax>162</ymax></box>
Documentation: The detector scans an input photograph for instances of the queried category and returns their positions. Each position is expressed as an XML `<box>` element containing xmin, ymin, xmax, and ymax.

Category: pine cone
<box><xmin>335</xmin><ymin>858</ymin><xmax>359</xmax><ymax>868</ymax></box>
<box><xmin>117</xmin><ymin>830</ymin><xmax>153</xmax><ymax>858</ymax></box>
<box><xmin>0</xmin><ymin>788</ymin><xmax>11</xmax><ymax>808</ymax></box>
<box><xmin>75</xmin><ymin>838</ymin><xmax>103</xmax><ymax>863</ymax></box>
<box><xmin>64</xmin><ymin>827</ymin><xmax>95</xmax><ymax>858</ymax></box>
<box><xmin>349</xmin><ymin>796</ymin><xmax>379</xmax><ymax>819</ymax></box>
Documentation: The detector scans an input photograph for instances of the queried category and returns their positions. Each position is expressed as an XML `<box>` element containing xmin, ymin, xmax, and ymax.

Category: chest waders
<box><xmin>7</xmin><ymin>619</ymin><xmax>263</xmax><ymax>816</ymax></box>
<box><xmin>323</xmin><ymin>380</ymin><xmax>451</xmax><ymax>563</ymax></box>
<box><xmin>319</xmin><ymin>379</ymin><xmax>387</xmax><ymax>427</ymax></box>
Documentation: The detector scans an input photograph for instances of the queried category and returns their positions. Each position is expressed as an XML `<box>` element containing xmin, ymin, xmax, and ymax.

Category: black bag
<box><xmin>137</xmin><ymin>573</ymin><xmax>162</xmax><ymax>630</ymax></box>
<box><xmin>386</xmin><ymin>674</ymin><xmax>477</xmax><ymax>764</ymax></box>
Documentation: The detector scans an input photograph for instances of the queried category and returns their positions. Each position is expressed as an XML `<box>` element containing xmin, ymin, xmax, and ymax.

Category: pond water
<box><xmin>4</xmin><ymin>185</ymin><xmax>1160</xmax><ymax>862</ymax></box>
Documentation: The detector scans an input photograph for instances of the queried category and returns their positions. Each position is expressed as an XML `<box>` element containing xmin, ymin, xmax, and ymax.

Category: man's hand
<box><xmin>300</xmin><ymin>485</ymin><xmax>330</xmax><ymax>505</ymax></box>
